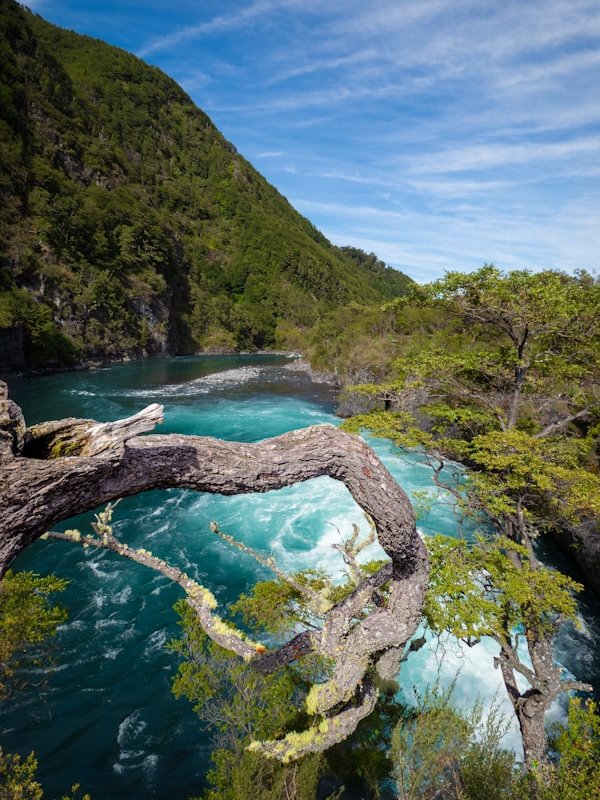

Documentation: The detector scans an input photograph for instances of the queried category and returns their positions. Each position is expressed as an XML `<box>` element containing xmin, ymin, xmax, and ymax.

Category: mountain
<box><xmin>0</xmin><ymin>0</ymin><xmax>412</xmax><ymax>369</ymax></box>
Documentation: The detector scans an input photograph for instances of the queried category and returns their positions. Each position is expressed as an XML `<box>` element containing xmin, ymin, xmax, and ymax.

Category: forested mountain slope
<box><xmin>0</xmin><ymin>0</ymin><xmax>412</xmax><ymax>369</ymax></box>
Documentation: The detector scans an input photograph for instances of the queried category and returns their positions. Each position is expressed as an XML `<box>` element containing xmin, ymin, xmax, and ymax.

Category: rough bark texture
<box><xmin>0</xmin><ymin>388</ymin><xmax>429</xmax><ymax>760</ymax></box>
<box><xmin>497</xmin><ymin>630</ymin><xmax>592</xmax><ymax>770</ymax></box>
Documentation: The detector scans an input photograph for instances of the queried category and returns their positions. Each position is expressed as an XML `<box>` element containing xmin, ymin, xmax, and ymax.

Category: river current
<box><xmin>2</xmin><ymin>355</ymin><xmax>599</xmax><ymax>799</ymax></box>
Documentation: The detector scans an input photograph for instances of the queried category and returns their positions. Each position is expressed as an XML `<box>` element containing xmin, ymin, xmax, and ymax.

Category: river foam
<box><xmin>3</xmin><ymin>355</ymin><xmax>597</xmax><ymax>799</ymax></box>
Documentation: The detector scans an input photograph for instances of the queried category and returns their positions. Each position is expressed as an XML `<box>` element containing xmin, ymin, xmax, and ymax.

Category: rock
<box><xmin>0</xmin><ymin>381</ymin><xmax>27</xmax><ymax>459</ymax></box>
<box><xmin>552</xmin><ymin>519</ymin><xmax>600</xmax><ymax>596</ymax></box>
<box><xmin>283</xmin><ymin>359</ymin><xmax>341</xmax><ymax>388</ymax></box>
<box><xmin>336</xmin><ymin>388</ymin><xmax>385</xmax><ymax>418</ymax></box>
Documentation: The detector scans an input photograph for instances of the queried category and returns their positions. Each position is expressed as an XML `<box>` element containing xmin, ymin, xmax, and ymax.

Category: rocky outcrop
<box><xmin>336</xmin><ymin>388</ymin><xmax>385</xmax><ymax>417</ymax></box>
<box><xmin>0</xmin><ymin>381</ymin><xmax>26</xmax><ymax>459</ymax></box>
<box><xmin>552</xmin><ymin>520</ymin><xmax>600</xmax><ymax>595</ymax></box>
<box><xmin>336</xmin><ymin>384</ymin><xmax>431</xmax><ymax>420</ymax></box>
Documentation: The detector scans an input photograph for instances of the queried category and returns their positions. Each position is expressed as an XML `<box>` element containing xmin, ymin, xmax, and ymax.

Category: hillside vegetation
<box><xmin>0</xmin><ymin>0</ymin><xmax>411</xmax><ymax>369</ymax></box>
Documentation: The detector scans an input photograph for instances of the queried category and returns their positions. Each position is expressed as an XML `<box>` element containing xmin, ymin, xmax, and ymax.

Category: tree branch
<box><xmin>0</xmin><ymin>392</ymin><xmax>429</xmax><ymax>762</ymax></box>
<box><xmin>534</xmin><ymin>408</ymin><xmax>593</xmax><ymax>439</ymax></box>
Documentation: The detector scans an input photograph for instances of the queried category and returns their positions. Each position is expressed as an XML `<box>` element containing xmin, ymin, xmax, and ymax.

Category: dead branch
<box><xmin>0</xmin><ymin>387</ymin><xmax>429</xmax><ymax>760</ymax></box>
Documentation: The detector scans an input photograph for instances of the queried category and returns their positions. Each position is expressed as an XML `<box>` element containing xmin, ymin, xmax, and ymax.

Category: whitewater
<box><xmin>3</xmin><ymin>354</ymin><xmax>598</xmax><ymax>799</ymax></box>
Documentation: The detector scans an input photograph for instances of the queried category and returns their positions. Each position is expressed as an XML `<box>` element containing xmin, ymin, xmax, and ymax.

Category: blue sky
<box><xmin>23</xmin><ymin>0</ymin><xmax>600</xmax><ymax>282</ymax></box>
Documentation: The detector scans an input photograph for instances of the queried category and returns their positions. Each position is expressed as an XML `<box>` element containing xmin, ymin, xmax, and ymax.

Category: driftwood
<box><xmin>0</xmin><ymin>382</ymin><xmax>428</xmax><ymax>760</ymax></box>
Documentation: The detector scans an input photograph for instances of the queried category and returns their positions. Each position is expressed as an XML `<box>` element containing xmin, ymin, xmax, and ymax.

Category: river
<box><xmin>2</xmin><ymin>355</ymin><xmax>599</xmax><ymax>799</ymax></box>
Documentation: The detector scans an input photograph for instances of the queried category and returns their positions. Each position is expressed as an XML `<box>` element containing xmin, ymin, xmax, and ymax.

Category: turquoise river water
<box><xmin>2</xmin><ymin>355</ymin><xmax>599</xmax><ymax>799</ymax></box>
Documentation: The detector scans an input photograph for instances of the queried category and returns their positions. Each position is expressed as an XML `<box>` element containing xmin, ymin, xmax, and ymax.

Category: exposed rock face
<box><xmin>336</xmin><ymin>384</ymin><xmax>431</xmax><ymax>419</ymax></box>
<box><xmin>552</xmin><ymin>520</ymin><xmax>600</xmax><ymax>595</ymax></box>
<box><xmin>0</xmin><ymin>381</ymin><xmax>26</xmax><ymax>459</ymax></box>
<box><xmin>283</xmin><ymin>359</ymin><xmax>341</xmax><ymax>388</ymax></box>
<box><xmin>336</xmin><ymin>389</ymin><xmax>385</xmax><ymax>418</ymax></box>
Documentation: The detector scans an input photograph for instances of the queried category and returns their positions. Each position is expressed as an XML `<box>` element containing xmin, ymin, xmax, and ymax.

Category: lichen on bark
<box><xmin>0</xmin><ymin>387</ymin><xmax>428</xmax><ymax>759</ymax></box>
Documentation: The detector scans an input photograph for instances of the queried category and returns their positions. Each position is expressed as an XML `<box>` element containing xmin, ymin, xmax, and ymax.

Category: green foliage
<box><xmin>0</xmin><ymin>748</ymin><xmax>90</xmax><ymax>800</ymax></box>
<box><xmin>0</xmin><ymin>0</ymin><xmax>412</xmax><ymax>367</ymax></box>
<box><xmin>386</xmin><ymin>266</ymin><xmax>600</xmax><ymax>429</ymax></box>
<box><xmin>307</xmin><ymin>302</ymin><xmax>408</xmax><ymax>381</ymax></box>
<box><xmin>195</xmin><ymin>750</ymin><xmax>324</xmax><ymax>800</ymax></box>
<box><xmin>536</xmin><ymin>698</ymin><xmax>600</xmax><ymax>799</ymax></box>
<box><xmin>464</xmin><ymin>430</ymin><xmax>600</xmax><ymax>523</ymax></box>
<box><xmin>341</xmin><ymin>410</ymin><xmax>433</xmax><ymax>449</ymax></box>
<box><xmin>390</xmin><ymin>689</ymin><xmax>600</xmax><ymax>800</ymax></box>
<box><xmin>170</xmin><ymin>599</ymin><xmax>319</xmax><ymax>798</ymax></box>
<box><xmin>391</xmin><ymin>687</ymin><xmax>515</xmax><ymax>800</ymax></box>
<box><xmin>0</xmin><ymin>749</ymin><xmax>42</xmax><ymax>800</ymax></box>
<box><xmin>230</xmin><ymin>571</ymin><xmax>334</xmax><ymax>635</ymax></box>
<box><xmin>0</xmin><ymin>570</ymin><xmax>68</xmax><ymax>700</ymax></box>
<box><xmin>424</xmin><ymin>535</ymin><xmax>582</xmax><ymax>642</ymax></box>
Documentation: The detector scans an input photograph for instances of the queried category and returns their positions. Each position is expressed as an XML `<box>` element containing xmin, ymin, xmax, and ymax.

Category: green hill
<box><xmin>0</xmin><ymin>0</ymin><xmax>412</xmax><ymax>369</ymax></box>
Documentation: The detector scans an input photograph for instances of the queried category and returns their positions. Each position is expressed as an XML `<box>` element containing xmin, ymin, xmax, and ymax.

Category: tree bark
<box><xmin>0</xmin><ymin>404</ymin><xmax>425</xmax><ymax>580</ymax></box>
<box><xmin>0</xmin><ymin>391</ymin><xmax>429</xmax><ymax>760</ymax></box>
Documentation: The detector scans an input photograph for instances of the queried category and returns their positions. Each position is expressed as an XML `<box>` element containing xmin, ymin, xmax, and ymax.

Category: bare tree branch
<box><xmin>0</xmin><ymin>391</ymin><xmax>429</xmax><ymax>761</ymax></box>
<box><xmin>534</xmin><ymin>408</ymin><xmax>593</xmax><ymax>439</ymax></box>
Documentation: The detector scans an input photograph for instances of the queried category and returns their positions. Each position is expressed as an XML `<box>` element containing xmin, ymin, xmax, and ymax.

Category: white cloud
<box><xmin>292</xmin><ymin>198</ymin><xmax>409</xmax><ymax>222</ymax></box>
<box><xmin>406</xmin><ymin>136</ymin><xmax>600</xmax><ymax>174</ymax></box>
<box><xmin>255</xmin><ymin>151</ymin><xmax>284</xmax><ymax>158</ymax></box>
<box><xmin>496</xmin><ymin>48</ymin><xmax>600</xmax><ymax>90</ymax></box>
<box><xmin>138</xmin><ymin>0</ymin><xmax>307</xmax><ymax>57</ymax></box>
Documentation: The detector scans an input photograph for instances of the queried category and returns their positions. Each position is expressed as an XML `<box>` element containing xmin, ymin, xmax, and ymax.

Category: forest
<box><xmin>0</xmin><ymin>0</ymin><xmax>410</xmax><ymax>370</ymax></box>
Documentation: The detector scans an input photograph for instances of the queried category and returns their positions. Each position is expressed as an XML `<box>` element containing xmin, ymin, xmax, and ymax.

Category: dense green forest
<box><xmin>0</xmin><ymin>0</ymin><xmax>411</xmax><ymax>369</ymax></box>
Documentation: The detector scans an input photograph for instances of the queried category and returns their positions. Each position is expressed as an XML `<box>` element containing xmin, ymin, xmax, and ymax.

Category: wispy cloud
<box><xmin>406</xmin><ymin>136</ymin><xmax>600</xmax><ymax>174</ymax></box>
<box><xmin>292</xmin><ymin>198</ymin><xmax>409</xmax><ymax>222</ymax></box>
<box><xmin>137</xmin><ymin>0</ymin><xmax>299</xmax><ymax>57</ymax></box>
<box><xmin>264</xmin><ymin>49</ymin><xmax>378</xmax><ymax>86</ymax></box>
<box><xmin>41</xmin><ymin>0</ymin><xmax>600</xmax><ymax>280</ymax></box>
<box><xmin>496</xmin><ymin>48</ymin><xmax>600</xmax><ymax>89</ymax></box>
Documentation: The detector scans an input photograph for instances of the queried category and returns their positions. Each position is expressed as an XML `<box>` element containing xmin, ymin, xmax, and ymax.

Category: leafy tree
<box><xmin>341</xmin><ymin>266</ymin><xmax>600</xmax><ymax>771</ymax></box>
<box><xmin>386</xmin><ymin>265</ymin><xmax>600</xmax><ymax>433</ymax></box>
<box><xmin>0</xmin><ymin>748</ymin><xmax>90</xmax><ymax>800</ymax></box>
<box><xmin>424</xmin><ymin>535</ymin><xmax>591</xmax><ymax>768</ymax></box>
<box><xmin>0</xmin><ymin>570</ymin><xmax>68</xmax><ymax>700</ymax></box>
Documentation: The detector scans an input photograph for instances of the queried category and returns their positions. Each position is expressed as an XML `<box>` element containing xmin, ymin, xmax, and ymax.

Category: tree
<box><xmin>424</xmin><ymin>535</ymin><xmax>591</xmax><ymax>768</ymax></box>
<box><xmin>0</xmin><ymin>380</ymin><xmax>428</xmax><ymax>762</ymax></box>
<box><xmin>0</xmin><ymin>749</ymin><xmax>90</xmax><ymax>800</ymax></box>
<box><xmin>386</xmin><ymin>265</ymin><xmax>600</xmax><ymax>434</ymax></box>
<box><xmin>0</xmin><ymin>570</ymin><xmax>67</xmax><ymax>700</ymax></box>
<box><xmin>340</xmin><ymin>266</ymin><xmax>600</xmax><ymax>771</ymax></box>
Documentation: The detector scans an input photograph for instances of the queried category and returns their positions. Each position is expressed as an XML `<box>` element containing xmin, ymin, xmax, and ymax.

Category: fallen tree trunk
<box><xmin>0</xmin><ymin>382</ymin><xmax>428</xmax><ymax>759</ymax></box>
<box><xmin>0</xmin><ymin>393</ymin><xmax>425</xmax><ymax>582</ymax></box>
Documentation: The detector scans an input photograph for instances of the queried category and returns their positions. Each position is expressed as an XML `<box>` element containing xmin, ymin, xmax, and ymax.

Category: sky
<box><xmin>22</xmin><ymin>0</ymin><xmax>600</xmax><ymax>282</ymax></box>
